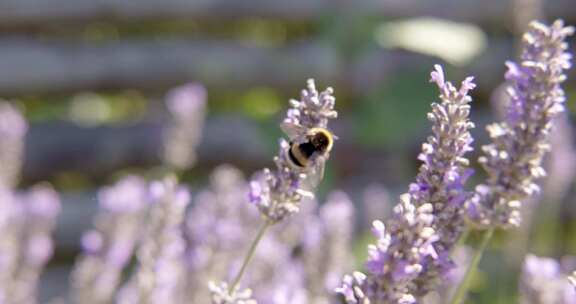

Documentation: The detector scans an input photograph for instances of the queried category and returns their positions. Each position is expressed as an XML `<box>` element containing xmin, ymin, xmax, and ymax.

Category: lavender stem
<box><xmin>457</xmin><ymin>227</ymin><xmax>470</xmax><ymax>247</ymax></box>
<box><xmin>228</xmin><ymin>220</ymin><xmax>272</xmax><ymax>293</ymax></box>
<box><xmin>451</xmin><ymin>226</ymin><xmax>471</xmax><ymax>255</ymax></box>
<box><xmin>449</xmin><ymin>227</ymin><xmax>494</xmax><ymax>304</ymax></box>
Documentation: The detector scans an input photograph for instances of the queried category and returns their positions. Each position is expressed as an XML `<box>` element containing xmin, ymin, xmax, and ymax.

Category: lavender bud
<box><xmin>467</xmin><ymin>20</ymin><xmax>574</xmax><ymax>228</ymax></box>
<box><xmin>248</xmin><ymin>79</ymin><xmax>337</xmax><ymax>223</ymax></box>
<box><xmin>15</xmin><ymin>185</ymin><xmax>60</xmax><ymax>304</ymax></box>
<box><xmin>338</xmin><ymin>65</ymin><xmax>475</xmax><ymax>302</ymax></box>
<box><xmin>120</xmin><ymin>176</ymin><xmax>190</xmax><ymax>304</ymax></box>
<box><xmin>0</xmin><ymin>184</ymin><xmax>61</xmax><ymax>304</ymax></box>
<box><xmin>162</xmin><ymin>83</ymin><xmax>207</xmax><ymax>171</ymax></box>
<box><xmin>71</xmin><ymin>176</ymin><xmax>147</xmax><ymax>304</ymax></box>
<box><xmin>335</xmin><ymin>272</ymin><xmax>370</xmax><ymax>304</ymax></box>
<box><xmin>208</xmin><ymin>281</ymin><xmax>257</xmax><ymax>304</ymax></box>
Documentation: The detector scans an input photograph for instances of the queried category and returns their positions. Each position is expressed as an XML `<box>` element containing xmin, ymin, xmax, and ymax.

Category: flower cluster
<box><xmin>338</xmin><ymin>65</ymin><xmax>476</xmax><ymax>303</ymax></box>
<box><xmin>520</xmin><ymin>254</ymin><xmax>576</xmax><ymax>303</ymax></box>
<box><xmin>336</xmin><ymin>272</ymin><xmax>369</xmax><ymax>304</ymax></box>
<box><xmin>187</xmin><ymin>165</ymin><xmax>355</xmax><ymax>303</ymax></box>
<box><xmin>71</xmin><ymin>176</ymin><xmax>148</xmax><ymax>304</ymax></box>
<box><xmin>119</xmin><ymin>176</ymin><xmax>191</xmax><ymax>304</ymax></box>
<box><xmin>0</xmin><ymin>102</ymin><xmax>61</xmax><ymax>304</ymax></box>
<box><xmin>248</xmin><ymin>79</ymin><xmax>337</xmax><ymax>223</ymax></box>
<box><xmin>162</xmin><ymin>83</ymin><xmax>207</xmax><ymax>171</ymax></box>
<box><xmin>0</xmin><ymin>185</ymin><xmax>61</xmax><ymax>304</ymax></box>
<box><xmin>467</xmin><ymin>20</ymin><xmax>575</xmax><ymax>228</ymax></box>
<box><xmin>185</xmin><ymin>165</ymin><xmax>261</xmax><ymax>303</ymax></box>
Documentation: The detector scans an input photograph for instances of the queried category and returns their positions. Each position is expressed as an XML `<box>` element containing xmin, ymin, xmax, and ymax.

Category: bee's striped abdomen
<box><xmin>288</xmin><ymin>142</ymin><xmax>315</xmax><ymax>167</ymax></box>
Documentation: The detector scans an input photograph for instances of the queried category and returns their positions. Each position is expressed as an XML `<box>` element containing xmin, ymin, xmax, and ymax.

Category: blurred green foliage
<box><xmin>353</xmin><ymin>69</ymin><xmax>433</xmax><ymax>147</ymax></box>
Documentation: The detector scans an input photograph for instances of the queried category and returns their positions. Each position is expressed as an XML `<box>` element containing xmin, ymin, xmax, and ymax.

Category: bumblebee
<box><xmin>281</xmin><ymin>122</ymin><xmax>335</xmax><ymax>189</ymax></box>
<box><xmin>287</xmin><ymin>127</ymin><xmax>334</xmax><ymax>168</ymax></box>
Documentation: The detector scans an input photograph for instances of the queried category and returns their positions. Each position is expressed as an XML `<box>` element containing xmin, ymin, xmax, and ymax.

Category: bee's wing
<box><xmin>280</xmin><ymin>121</ymin><xmax>307</xmax><ymax>140</ymax></box>
<box><xmin>307</xmin><ymin>156</ymin><xmax>327</xmax><ymax>189</ymax></box>
<box><xmin>295</xmin><ymin>155</ymin><xmax>327</xmax><ymax>199</ymax></box>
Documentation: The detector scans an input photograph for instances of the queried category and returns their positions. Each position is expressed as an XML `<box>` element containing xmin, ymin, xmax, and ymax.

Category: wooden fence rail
<box><xmin>2</xmin><ymin>38</ymin><xmax>574</xmax><ymax>97</ymax></box>
<box><xmin>0</xmin><ymin>0</ymin><xmax>574</xmax><ymax>27</ymax></box>
<box><xmin>23</xmin><ymin>117</ymin><xmax>268</xmax><ymax>183</ymax></box>
<box><xmin>0</xmin><ymin>40</ymin><xmax>341</xmax><ymax>96</ymax></box>
<box><xmin>0</xmin><ymin>38</ymin><xmax>549</xmax><ymax>96</ymax></box>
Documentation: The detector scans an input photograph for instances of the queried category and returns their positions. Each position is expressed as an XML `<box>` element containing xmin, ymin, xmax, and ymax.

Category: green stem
<box><xmin>453</xmin><ymin>226</ymin><xmax>471</xmax><ymax>253</ymax></box>
<box><xmin>229</xmin><ymin>220</ymin><xmax>271</xmax><ymax>293</ymax></box>
<box><xmin>449</xmin><ymin>228</ymin><xmax>495</xmax><ymax>304</ymax></box>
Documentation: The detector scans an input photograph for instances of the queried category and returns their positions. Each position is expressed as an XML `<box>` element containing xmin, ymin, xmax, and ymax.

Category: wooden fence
<box><xmin>0</xmin><ymin>0</ymin><xmax>574</xmax><ymax>26</ymax></box>
<box><xmin>0</xmin><ymin>0</ymin><xmax>574</xmax><ymax>183</ymax></box>
<box><xmin>0</xmin><ymin>0</ymin><xmax>574</xmax><ymax>96</ymax></box>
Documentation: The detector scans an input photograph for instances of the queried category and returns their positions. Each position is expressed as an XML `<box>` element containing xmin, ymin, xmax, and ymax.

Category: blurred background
<box><xmin>1</xmin><ymin>0</ymin><xmax>575</xmax><ymax>303</ymax></box>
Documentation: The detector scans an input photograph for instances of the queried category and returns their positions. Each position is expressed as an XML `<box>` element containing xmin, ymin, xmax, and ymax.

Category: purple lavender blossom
<box><xmin>243</xmin><ymin>234</ymin><xmax>307</xmax><ymax>303</ymax></box>
<box><xmin>520</xmin><ymin>254</ymin><xmax>576</xmax><ymax>303</ymax></box>
<box><xmin>71</xmin><ymin>176</ymin><xmax>147</xmax><ymax>304</ymax></box>
<box><xmin>248</xmin><ymin>79</ymin><xmax>337</xmax><ymax>223</ymax></box>
<box><xmin>338</xmin><ymin>65</ymin><xmax>476</xmax><ymax>303</ymax></box>
<box><xmin>493</xmin><ymin>81</ymin><xmax>576</xmax><ymax>205</ymax></box>
<box><xmin>16</xmin><ymin>185</ymin><xmax>60</xmax><ymax>304</ymax></box>
<box><xmin>162</xmin><ymin>83</ymin><xmax>207</xmax><ymax>171</ymax></box>
<box><xmin>182</xmin><ymin>165</ymin><xmax>354</xmax><ymax>303</ymax></box>
<box><xmin>335</xmin><ymin>272</ymin><xmax>369</xmax><ymax>304</ymax></box>
<box><xmin>0</xmin><ymin>184</ymin><xmax>61</xmax><ymax>304</ymax></box>
<box><xmin>306</xmin><ymin>191</ymin><xmax>355</xmax><ymax>300</ymax></box>
<box><xmin>119</xmin><ymin>176</ymin><xmax>190</xmax><ymax>304</ymax></box>
<box><xmin>0</xmin><ymin>102</ymin><xmax>27</xmax><ymax>188</ymax></box>
<box><xmin>466</xmin><ymin>20</ymin><xmax>574</xmax><ymax>228</ymax></box>
<box><xmin>184</xmin><ymin>166</ymin><xmax>260</xmax><ymax>303</ymax></box>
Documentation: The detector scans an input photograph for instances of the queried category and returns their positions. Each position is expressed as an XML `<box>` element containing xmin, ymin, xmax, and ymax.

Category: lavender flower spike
<box><xmin>119</xmin><ymin>176</ymin><xmax>191</xmax><ymax>304</ymax></box>
<box><xmin>3</xmin><ymin>185</ymin><xmax>61</xmax><ymax>304</ymax></box>
<box><xmin>71</xmin><ymin>176</ymin><xmax>147</xmax><ymax>304</ymax></box>
<box><xmin>162</xmin><ymin>83</ymin><xmax>207</xmax><ymax>171</ymax></box>
<box><xmin>338</xmin><ymin>65</ymin><xmax>476</xmax><ymax>303</ymax></box>
<box><xmin>249</xmin><ymin>79</ymin><xmax>337</xmax><ymax>223</ymax></box>
<box><xmin>335</xmin><ymin>272</ymin><xmax>370</xmax><ymax>304</ymax></box>
<box><xmin>467</xmin><ymin>20</ymin><xmax>574</xmax><ymax>228</ymax></box>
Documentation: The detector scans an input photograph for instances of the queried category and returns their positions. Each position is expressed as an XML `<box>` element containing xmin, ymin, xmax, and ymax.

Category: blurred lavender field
<box><xmin>0</xmin><ymin>0</ymin><xmax>575</xmax><ymax>303</ymax></box>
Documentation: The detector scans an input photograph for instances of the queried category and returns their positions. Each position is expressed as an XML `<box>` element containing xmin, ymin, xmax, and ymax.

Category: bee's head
<box><xmin>308</xmin><ymin>128</ymin><xmax>334</xmax><ymax>153</ymax></box>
